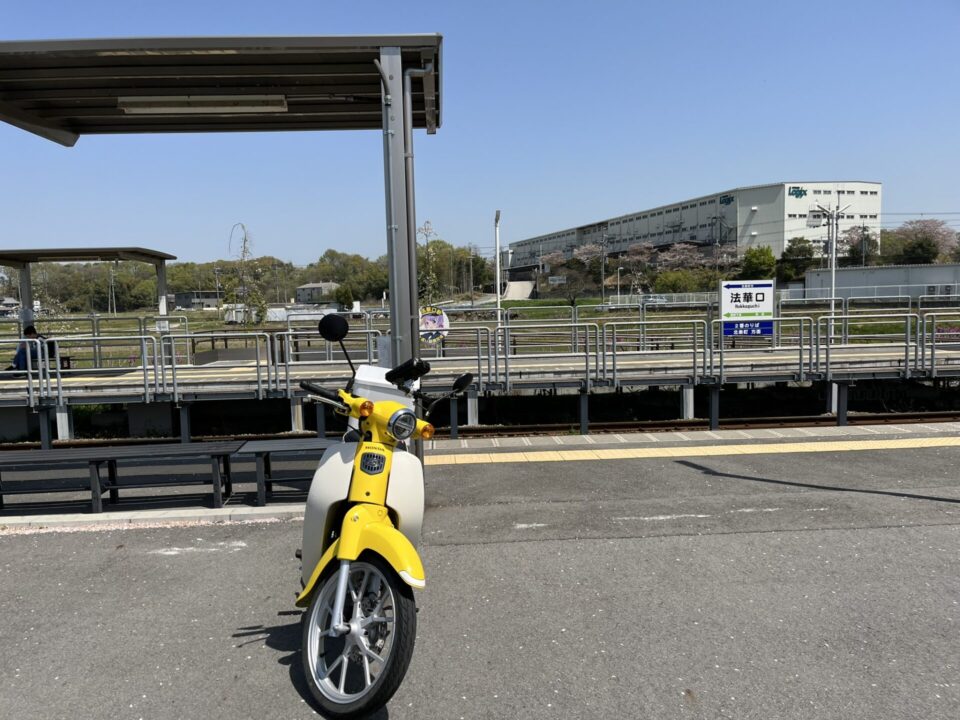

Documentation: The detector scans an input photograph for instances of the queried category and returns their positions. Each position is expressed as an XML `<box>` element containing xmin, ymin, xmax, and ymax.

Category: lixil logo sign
<box><xmin>788</xmin><ymin>186</ymin><xmax>807</xmax><ymax>198</ymax></box>
<box><xmin>719</xmin><ymin>194</ymin><xmax>734</xmax><ymax>206</ymax></box>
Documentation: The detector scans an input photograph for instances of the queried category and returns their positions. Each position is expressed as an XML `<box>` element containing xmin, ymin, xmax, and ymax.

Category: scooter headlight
<box><xmin>386</xmin><ymin>408</ymin><xmax>418</xmax><ymax>441</ymax></box>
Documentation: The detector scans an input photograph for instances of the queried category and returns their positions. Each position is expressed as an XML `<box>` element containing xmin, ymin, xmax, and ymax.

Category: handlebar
<box><xmin>384</xmin><ymin>358</ymin><xmax>431</xmax><ymax>385</ymax></box>
<box><xmin>299</xmin><ymin>380</ymin><xmax>341</xmax><ymax>403</ymax></box>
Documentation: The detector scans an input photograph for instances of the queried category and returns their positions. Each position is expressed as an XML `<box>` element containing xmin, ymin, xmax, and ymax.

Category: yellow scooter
<box><xmin>296</xmin><ymin>313</ymin><xmax>471</xmax><ymax>718</ymax></box>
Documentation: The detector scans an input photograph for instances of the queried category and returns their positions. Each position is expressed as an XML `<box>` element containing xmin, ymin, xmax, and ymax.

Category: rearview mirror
<box><xmin>452</xmin><ymin>372</ymin><xmax>474</xmax><ymax>394</ymax></box>
<box><xmin>318</xmin><ymin>313</ymin><xmax>349</xmax><ymax>342</ymax></box>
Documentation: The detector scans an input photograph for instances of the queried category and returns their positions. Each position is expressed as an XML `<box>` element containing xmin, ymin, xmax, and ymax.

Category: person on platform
<box><xmin>6</xmin><ymin>325</ymin><xmax>41</xmax><ymax>371</ymax></box>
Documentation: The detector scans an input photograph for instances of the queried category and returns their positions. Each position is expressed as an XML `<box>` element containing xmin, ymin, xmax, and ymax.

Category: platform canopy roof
<box><xmin>0</xmin><ymin>35</ymin><xmax>442</xmax><ymax>146</ymax></box>
<box><xmin>0</xmin><ymin>247</ymin><xmax>176</xmax><ymax>268</ymax></box>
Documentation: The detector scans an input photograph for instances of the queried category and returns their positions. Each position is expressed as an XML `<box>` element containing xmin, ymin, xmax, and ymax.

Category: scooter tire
<box><xmin>301</xmin><ymin>554</ymin><xmax>417</xmax><ymax>719</ymax></box>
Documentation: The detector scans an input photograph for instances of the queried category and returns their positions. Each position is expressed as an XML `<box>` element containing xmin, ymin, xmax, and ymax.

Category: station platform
<box><xmin>2</xmin><ymin>420</ymin><xmax>959</xmax><ymax>719</ymax></box>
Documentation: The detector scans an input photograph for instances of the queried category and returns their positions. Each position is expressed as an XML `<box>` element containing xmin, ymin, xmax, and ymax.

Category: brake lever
<box><xmin>306</xmin><ymin>394</ymin><xmax>349</xmax><ymax>411</ymax></box>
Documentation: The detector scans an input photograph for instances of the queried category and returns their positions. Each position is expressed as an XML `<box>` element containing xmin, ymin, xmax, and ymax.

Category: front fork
<box><xmin>330</xmin><ymin>559</ymin><xmax>352</xmax><ymax>635</ymax></box>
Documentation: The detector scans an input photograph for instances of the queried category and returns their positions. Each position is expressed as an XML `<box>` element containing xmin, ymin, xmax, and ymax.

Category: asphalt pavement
<box><xmin>1</xmin><ymin>428</ymin><xmax>959</xmax><ymax>719</ymax></box>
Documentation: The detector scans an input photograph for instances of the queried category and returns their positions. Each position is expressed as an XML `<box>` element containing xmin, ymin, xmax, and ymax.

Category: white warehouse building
<box><xmin>507</xmin><ymin>180</ymin><xmax>882</xmax><ymax>272</ymax></box>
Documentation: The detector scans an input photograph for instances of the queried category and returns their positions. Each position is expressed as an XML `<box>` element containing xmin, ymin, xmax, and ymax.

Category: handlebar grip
<box><xmin>299</xmin><ymin>380</ymin><xmax>341</xmax><ymax>402</ymax></box>
<box><xmin>385</xmin><ymin>358</ymin><xmax>431</xmax><ymax>384</ymax></box>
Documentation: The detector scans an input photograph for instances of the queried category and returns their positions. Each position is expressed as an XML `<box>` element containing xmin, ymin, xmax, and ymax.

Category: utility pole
<box><xmin>816</xmin><ymin>194</ymin><xmax>851</xmax><ymax>334</ymax></box>
<box><xmin>494</xmin><ymin>210</ymin><xmax>502</xmax><ymax>316</ymax></box>
<box><xmin>468</xmin><ymin>244</ymin><xmax>474</xmax><ymax>307</ymax></box>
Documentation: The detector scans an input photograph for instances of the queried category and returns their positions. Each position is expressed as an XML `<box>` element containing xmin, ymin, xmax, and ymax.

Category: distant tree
<box><xmin>332</xmin><ymin>284</ymin><xmax>355</xmax><ymax>309</ymax></box>
<box><xmin>739</xmin><ymin>246</ymin><xmax>776</xmax><ymax>279</ymax></box>
<box><xmin>895</xmin><ymin>236</ymin><xmax>939</xmax><ymax>265</ymax></box>
<box><xmin>656</xmin><ymin>243</ymin><xmax>705</xmax><ymax>270</ymax></box>
<box><xmin>897</xmin><ymin>219</ymin><xmax>957</xmax><ymax>257</ymax></box>
<box><xmin>654</xmin><ymin>269</ymin><xmax>699</xmax><ymax>294</ymax></box>
<box><xmin>841</xmin><ymin>227</ymin><xmax>880</xmax><ymax>267</ymax></box>
<box><xmin>777</xmin><ymin>237</ymin><xmax>816</xmax><ymax>282</ymax></box>
<box><xmin>621</xmin><ymin>243</ymin><xmax>656</xmax><ymax>294</ymax></box>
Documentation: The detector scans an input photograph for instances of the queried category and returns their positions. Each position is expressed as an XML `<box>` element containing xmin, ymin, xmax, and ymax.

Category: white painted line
<box><xmin>705</xmin><ymin>431</ymin><xmax>722</xmax><ymax>439</ymax></box>
<box><xmin>614</xmin><ymin>434</ymin><xmax>627</xmax><ymax>443</ymax></box>
<box><xmin>675</xmin><ymin>433</ymin><xmax>690</xmax><ymax>441</ymax></box>
<box><xmin>643</xmin><ymin>433</ymin><xmax>660</xmax><ymax>442</ymax></box>
<box><xmin>522</xmin><ymin>437</ymin><xmax>532</xmax><ymax>446</ymax></box>
<box><xmin>583</xmin><ymin>435</ymin><xmax>596</xmax><ymax>444</ymax></box>
<box><xmin>513</xmin><ymin>522</ymin><xmax>548</xmax><ymax>530</ymax></box>
<box><xmin>614</xmin><ymin>513</ymin><xmax>711</xmax><ymax>521</ymax></box>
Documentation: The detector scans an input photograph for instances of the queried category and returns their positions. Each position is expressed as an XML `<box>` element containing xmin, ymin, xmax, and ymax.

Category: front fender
<box><xmin>296</xmin><ymin>504</ymin><xmax>425</xmax><ymax>607</ymax></box>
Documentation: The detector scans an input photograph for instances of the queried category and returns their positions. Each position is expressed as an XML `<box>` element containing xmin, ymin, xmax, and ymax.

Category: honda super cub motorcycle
<box><xmin>296</xmin><ymin>313</ymin><xmax>472</xmax><ymax>718</ymax></box>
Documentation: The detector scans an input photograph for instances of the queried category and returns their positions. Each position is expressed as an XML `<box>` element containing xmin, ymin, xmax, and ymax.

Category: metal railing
<box><xmin>604</xmin><ymin>320</ymin><xmax>709</xmax><ymax>386</ymax></box>
<box><xmin>709</xmin><ymin>317</ymin><xmax>815</xmax><ymax>384</ymax></box>
<box><xmin>814</xmin><ymin>313</ymin><xmax>920</xmax><ymax>380</ymax></box>
<box><xmin>0</xmin><ymin>313</ymin><xmax>951</xmax><ymax>407</ymax></box>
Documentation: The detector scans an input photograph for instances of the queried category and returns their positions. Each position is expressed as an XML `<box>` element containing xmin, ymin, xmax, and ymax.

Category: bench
<box><xmin>237</xmin><ymin>438</ymin><xmax>333</xmax><ymax>506</ymax></box>
<box><xmin>0</xmin><ymin>441</ymin><xmax>244</xmax><ymax>513</ymax></box>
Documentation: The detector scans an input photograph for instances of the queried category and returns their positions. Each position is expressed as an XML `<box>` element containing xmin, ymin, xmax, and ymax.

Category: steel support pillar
<box><xmin>579</xmin><ymin>391</ymin><xmax>589</xmax><ymax>435</ymax></box>
<box><xmin>379</xmin><ymin>47</ymin><xmax>418</xmax><ymax>367</ymax></box>
<box><xmin>55</xmin><ymin>405</ymin><xmax>74</xmax><ymax>441</ymax></box>
<box><xmin>179</xmin><ymin>404</ymin><xmax>191</xmax><ymax>444</ymax></box>
<box><xmin>315</xmin><ymin>402</ymin><xmax>326</xmax><ymax>438</ymax></box>
<box><xmin>826</xmin><ymin>382</ymin><xmax>838</xmax><ymax>414</ymax></box>
<box><xmin>709</xmin><ymin>386</ymin><xmax>720</xmax><ymax>430</ymax></box>
<box><xmin>466</xmin><ymin>389</ymin><xmax>479</xmax><ymax>426</ymax></box>
<box><xmin>290</xmin><ymin>397</ymin><xmax>304</xmax><ymax>432</ymax></box>
<box><xmin>38</xmin><ymin>407</ymin><xmax>52</xmax><ymax>449</ymax></box>
<box><xmin>18</xmin><ymin>263</ymin><xmax>33</xmax><ymax>325</ymax></box>
<box><xmin>449</xmin><ymin>396</ymin><xmax>459</xmax><ymax>439</ymax></box>
<box><xmin>681</xmin><ymin>385</ymin><xmax>695</xmax><ymax>420</ymax></box>
<box><xmin>836</xmin><ymin>382</ymin><xmax>849</xmax><ymax>426</ymax></box>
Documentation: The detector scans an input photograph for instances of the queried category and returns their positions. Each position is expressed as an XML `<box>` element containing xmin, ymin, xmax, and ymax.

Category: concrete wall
<box><xmin>805</xmin><ymin>264</ymin><xmax>960</xmax><ymax>300</ymax></box>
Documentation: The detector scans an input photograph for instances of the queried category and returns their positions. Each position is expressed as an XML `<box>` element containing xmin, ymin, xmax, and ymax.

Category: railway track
<box><xmin>3</xmin><ymin>411</ymin><xmax>960</xmax><ymax>451</ymax></box>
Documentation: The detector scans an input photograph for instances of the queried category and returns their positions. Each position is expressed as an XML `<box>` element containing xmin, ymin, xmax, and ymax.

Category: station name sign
<box><xmin>719</xmin><ymin>279</ymin><xmax>775</xmax><ymax>337</ymax></box>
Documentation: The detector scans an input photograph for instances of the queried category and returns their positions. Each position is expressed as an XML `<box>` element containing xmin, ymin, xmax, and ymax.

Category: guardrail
<box><xmin>603</xmin><ymin>320</ymin><xmax>709</xmax><ymax>386</ymax></box>
<box><xmin>709</xmin><ymin>317</ymin><xmax>815</xmax><ymax>384</ymax></box>
<box><xmin>0</xmin><ymin>313</ymin><xmax>947</xmax><ymax>407</ymax></box>
<box><xmin>814</xmin><ymin>313</ymin><xmax>920</xmax><ymax>380</ymax></box>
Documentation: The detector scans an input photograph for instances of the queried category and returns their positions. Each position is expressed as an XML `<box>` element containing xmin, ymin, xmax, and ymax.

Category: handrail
<box><xmin>814</xmin><ymin>313</ymin><xmax>920</xmax><ymax>380</ymax></box>
<box><xmin>603</xmin><ymin>319</ymin><xmax>708</xmax><ymax>386</ymax></box>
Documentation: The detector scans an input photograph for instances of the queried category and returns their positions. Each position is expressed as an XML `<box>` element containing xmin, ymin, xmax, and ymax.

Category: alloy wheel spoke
<box><xmin>338</xmin><ymin>655</ymin><xmax>349</xmax><ymax>694</ymax></box>
<box><xmin>320</xmin><ymin>653</ymin><xmax>343</xmax><ymax>681</ymax></box>
<box><xmin>363</xmin><ymin>654</ymin><xmax>373</xmax><ymax>688</ymax></box>
<box><xmin>359</xmin><ymin>642</ymin><xmax>386</xmax><ymax>665</ymax></box>
<box><xmin>361</xmin><ymin>615</ymin><xmax>393</xmax><ymax>628</ymax></box>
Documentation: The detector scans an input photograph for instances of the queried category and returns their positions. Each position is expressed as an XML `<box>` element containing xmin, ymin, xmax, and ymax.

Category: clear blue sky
<box><xmin>1</xmin><ymin>0</ymin><xmax>958</xmax><ymax>264</ymax></box>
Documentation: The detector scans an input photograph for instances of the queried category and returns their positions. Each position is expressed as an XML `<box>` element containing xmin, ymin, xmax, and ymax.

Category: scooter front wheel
<box><xmin>302</xmin><ymin>555</ymin><xmax>417</xmax><ymax>718</ymax></box>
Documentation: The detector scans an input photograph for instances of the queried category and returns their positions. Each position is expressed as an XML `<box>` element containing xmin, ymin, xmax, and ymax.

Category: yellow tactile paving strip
<box><xmin>424</xmin><ymin>436</ymin><xmax>960</xmax><ymax>466</ymax></box>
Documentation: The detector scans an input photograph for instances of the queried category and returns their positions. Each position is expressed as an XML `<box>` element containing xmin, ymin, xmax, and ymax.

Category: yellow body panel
<box><xmin>296</xmin><ymin>503</ymin><xmax>426</xmax><ymax>607</ymax></box>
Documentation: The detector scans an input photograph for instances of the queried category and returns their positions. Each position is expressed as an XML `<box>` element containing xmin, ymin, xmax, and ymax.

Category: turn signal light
<box><xmin>419</xmin><ymin>423</ymin><xmax>435</xmax><ymax>440</ymax></box>
<box><xmin>359</xmin><ymin>400</ymin><xmax>375</xmax><ymax>417</ymax></box>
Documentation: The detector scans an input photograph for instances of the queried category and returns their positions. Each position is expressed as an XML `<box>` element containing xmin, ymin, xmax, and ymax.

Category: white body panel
<box><xmin>301</xmin><ymin>443</ymin><xmax>355</xmax><ymax>587</ymax></box>
<box><xmin>300</xmin><ymin>363</ymin><xmax>425</xmax><ymax>587</ymax></box>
